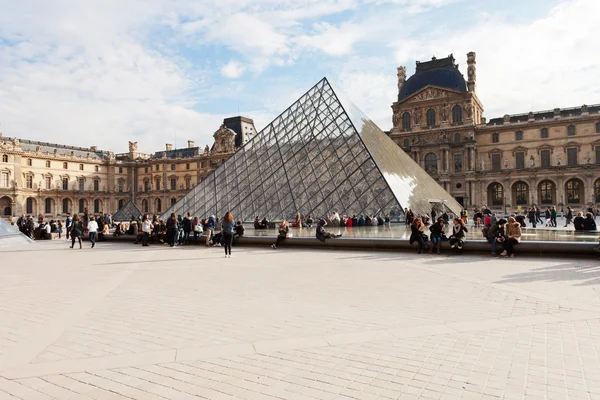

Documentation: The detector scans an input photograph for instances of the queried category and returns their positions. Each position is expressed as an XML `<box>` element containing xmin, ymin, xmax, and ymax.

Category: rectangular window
<box><xmin>453</xmin><ymin>154</ymin><xmax>462</xmax><ymax>172</ymax></box>
<box><xmin>541</xmin><ymin>128</ymin><xmax>549</xmax><ymax>138</ymax></box>
<box><xmin>515</xmin><ymin>152</ymin><xmax>525</xmax><ymax>169</ymax></box>
<box><xmin>118</xmin><ymin>181</ymin><xmax>124</xmax><ymax>192</ymax></box>
<box><xmin>1</xmin><ymin>172</ymin><xmax>8</xmax><ymax>187</ymax></box>
<box><xmin>156</xmin><ymin>165</ymin><xmax>159</xmax><ymax>171</ymax></box>
<box><xmin>515</xmin><ymin>131</ymin><xmax>523</xmax><ymax>141</ymax></box>
<box><xmin>93</xmin><ymin>180</ymin><xmax>99</xmax><ymax>191</ymax></box>
<box><xmin>119</xmin><ymin>167</ymin><xmax>123</xmax><ymax>174</ymax></box>
<box><xmin>79</xmin><ymin>164</ymin><xmax>84</xmax><ymax>171</ymax></box>
<box><xmin>26</xmin><ymin>176</ymin><xmax>33</xmax><ymax>188</ymax></box>
<box><xmin>567</xmin><ymin>147</ymin><xmax>578</xmax><ymax>166</ymax></box>
<box><xmin>170</xmin><ymin>178</ymin><xmax>176</xmax><ymax>190</ymax></box>
<box><xmin>596</xmin><ymin>146</ymin><xmax>600</xmax><ymax>165</ymax></box>
<box><xmin>541</xmin><ymin>150</ymin><xmax>551</xmax><ymax>168</ymax></box>
<box><xmin>45</xmin><ymin>176</ymin><xmax>51</xmax><ymax>189</ymax></box>
<box><xmin>155</xmin><ymin>180</ymin><xmax>160</xmax><ymax>191</ymax></box>
<box><xmin>201</xmin><ymin>161</ymin><xmax>206</xmax><ymax>168</ymax></box>
<box><xmin>491</xmin><ymin>154</ymin><xmax>501</xmax><ymax>171</ymax></box>
<box><xmin>144</xmin><ymin>181</ymin><xmax>149</xmax><ymax>192</ymax></box>
<box><xmin>79</xmin><ymin>179</ymin><xmax>85</xmax><ymax>191</ymax></box>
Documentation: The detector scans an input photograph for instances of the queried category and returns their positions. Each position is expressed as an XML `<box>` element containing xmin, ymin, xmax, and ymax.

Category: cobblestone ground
<box><xmin>1</xmin><ymin>240</ymin><xmax>599</xmax><ymax>399</ymax></box>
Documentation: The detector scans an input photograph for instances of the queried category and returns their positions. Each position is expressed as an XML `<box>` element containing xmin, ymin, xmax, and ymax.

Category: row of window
<box><xmin>492</xmin><ymin>122</ymin><xmax>600</xmax><ymax>143</ymax></box>
<box><xmin>401</xmin><ymin>105</ymin><xmax>464</xmax><ymax>130</ymax></box>
<box><xmin>142</xmin><ymin>161</ymin><xmax>218</xmax><ymax>174</ymax></box>
<box><xmin>488</xmin><ymin>178</ymin><xmax>599</xmax><ymax>206</ymax></box>
<box><xmin>24</xmin><ymin>198</ymin><xmax>105</xmax><ymax>215</ymax></box>
<box><xmin>0</xmin><ymin>156</ymin><xmax>129</xmax><ymax>174</ymax></box>
<box><xmin>140</xmin><ymin>198</ymin><xmax>177</xmax><ymax>213</ymax></box>
<box><xmin>143</xmin><ymin>177</ymin><xmax>192</xmax><ymax>192</ymax></box>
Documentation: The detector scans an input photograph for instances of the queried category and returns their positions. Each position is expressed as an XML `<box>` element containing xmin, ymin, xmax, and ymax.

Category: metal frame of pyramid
<box><xmin>112</xmin><ymin>199</ymin><xmax>143</xmax><ymax>222</ymax></box>
<box><xmin>162</xmin><ymin>78</ymin><xmax>462</xmax><ymax>222</ymax></box>
<box><xmin>0</xmin><ymin>218</ymin><xmax>33</xmax><ymax>245</ymax></box>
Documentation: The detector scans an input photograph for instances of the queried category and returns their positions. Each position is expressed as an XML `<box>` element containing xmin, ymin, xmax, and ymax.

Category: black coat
<box><xmin>583</xmin><ymin>217</ymin><xmax>597</xmax><ymax>231</ymax></box>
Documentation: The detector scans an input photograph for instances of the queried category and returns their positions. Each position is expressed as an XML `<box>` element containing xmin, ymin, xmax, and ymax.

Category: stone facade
<box><xmin>0</xmin><ymin>117</ymin><xmax>255</xmax><ymax>219</ymax></box>
<box><xmin>390</xmin><ymin>52</ymin><xmax>600</xmax><ymax>213</ymax></box>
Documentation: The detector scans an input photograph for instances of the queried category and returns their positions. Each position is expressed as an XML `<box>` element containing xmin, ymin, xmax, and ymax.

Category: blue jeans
<box><xmin>431</xmin><ymin>236</ymin><xmax>442</xmax><ymax>245</ymax></box>
<box><xmin>487</xmin><ymin>237</ymin><xmax>499</xmax><ymax>254</ymax></box>
<box><xmin>89</xmin><ymin>232</ymin><xmax>97</xmax><ymax>247</ymax></box>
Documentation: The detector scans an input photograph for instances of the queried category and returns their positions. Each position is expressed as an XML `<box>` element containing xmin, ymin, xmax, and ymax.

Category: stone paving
<box><xmin>0</xmin><ymin>240</ymin><xmax>599</xmax><ymax>399</ymax></box>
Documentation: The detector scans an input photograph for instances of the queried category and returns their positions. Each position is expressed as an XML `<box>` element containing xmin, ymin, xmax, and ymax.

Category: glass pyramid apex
<box><xmin>162</xmin><ymin>77</ymin><xmax>461</xmax><ymax>221</ymax></box>
<box><xmin>112</xmin><ymin>200</ymin><xmax>143</xmax><ymax>222</ymax></box>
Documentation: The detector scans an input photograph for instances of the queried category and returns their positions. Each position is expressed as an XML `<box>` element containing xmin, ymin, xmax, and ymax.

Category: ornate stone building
<box><xmin>0</xmin><ymin>116</ymin><xmax>255</xmax><ymax>220</ymax></box>
<box><xmin>390</xmin><ymin>53</ymin><xmax>600</xmax><ymax>212</ymax></box>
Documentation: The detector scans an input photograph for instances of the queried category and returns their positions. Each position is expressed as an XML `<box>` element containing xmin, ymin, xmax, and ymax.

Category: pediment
<box><xmin>401</xmin><ymin>85</ymin><xmax>466</xmax><ymax>104</ymax></box>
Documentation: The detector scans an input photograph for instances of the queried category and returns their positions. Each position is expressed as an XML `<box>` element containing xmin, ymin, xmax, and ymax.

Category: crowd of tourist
<box><xmin>9</xmin><ymin>203</ymin><xmax>600</xmax><ymax>256</ymax></box>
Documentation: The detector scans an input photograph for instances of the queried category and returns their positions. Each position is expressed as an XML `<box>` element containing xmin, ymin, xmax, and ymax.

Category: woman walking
<box><xmin>272</xmin><ymin>220</ymin><xmax>289</xmax><ymax>249</ymax></box>
<box><xmin>222</xmin><ymin>212</ymin><xmax>235</xmax><ymax>257</ymax></box>
<box><xmin>409</xmin><ymin>218</ymin><xmax>428</xmax><ymax>254</ymax></box>
<box><xmin>69</xmin><ymin>214</ymin><xmax>83</xmax><ymax>249</ymax></box>
<box><xmin>502</xmin><ymin>216</ymin><xmax>522</xmax><ymax>258</ymax></box>
<box><xmin>166</xmin><ymin>213</ymin><xmax>178</xmax><ymax>247</ymax></box>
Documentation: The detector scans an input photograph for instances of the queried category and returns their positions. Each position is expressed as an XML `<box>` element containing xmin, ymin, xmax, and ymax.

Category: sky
<box><xmin>0</xmin><ymin>0</ymin><xmax>598</xmax><ymax>154</ymax></box>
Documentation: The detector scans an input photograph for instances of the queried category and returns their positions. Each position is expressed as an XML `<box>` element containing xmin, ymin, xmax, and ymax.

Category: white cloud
<box><xmin>295</xmin><ymin>22</ymin><xmax>362</xmax><ymax>56</ymax></box>
<box><xmin>220</xmin><ymin>61</ymin><xmax>245</xmax><ymax>79</ymax></box>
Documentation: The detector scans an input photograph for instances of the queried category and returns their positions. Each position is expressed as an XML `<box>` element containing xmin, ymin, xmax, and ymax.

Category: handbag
<box><xmin>421</xmin><ymin>233</ymin><xmax>429</xmax><ymax>242</ymax></box>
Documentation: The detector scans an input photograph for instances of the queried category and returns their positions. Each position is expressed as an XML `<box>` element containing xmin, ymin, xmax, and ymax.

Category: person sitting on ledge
<box><xmin>272</xmin><ymin>220</ymin><xmax>289</xmax><ymax>249</ymax></box>
<box><xmin>305</xmin><ymin>215</ymin><xmax>314</xmax><ymax>228</ymax></box>
<box><xmin>573</xmin><ymin>212</ymin><xmax>585</xmax><ymax>231</ymax></box>
<box><xmin>234</xmin><ymin>221</ymin><xmax>245</xmax><ymax>238</ymax></box>
<box><xmin>583</xmin><ymin>212</ymin><xmax>597</xmax><ymax>231</ymax></box>
<box><xmin>316</xmin><ymin>219</ymin><xmax>342</xmax><ymax>242</ymax></box>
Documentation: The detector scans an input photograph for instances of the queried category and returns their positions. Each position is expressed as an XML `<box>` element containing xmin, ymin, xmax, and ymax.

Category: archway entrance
<box><xmin>0</xmin><ymin>196</ymin><xmax>12</xmax><ymax>217</ymax></box>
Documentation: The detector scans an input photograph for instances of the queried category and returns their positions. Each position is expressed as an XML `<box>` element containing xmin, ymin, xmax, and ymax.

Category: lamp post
<box><xmin>504</xmin><ymin>196</ymin><xmax>507</xmax><ymax>215</ymax></box>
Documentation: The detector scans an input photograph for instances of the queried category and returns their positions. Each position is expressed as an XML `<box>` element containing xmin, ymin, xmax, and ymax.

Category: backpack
<box><xmin>481</xmin><ymin>226</ymin><xmax>490</xmax><ymax>238</ymax></box>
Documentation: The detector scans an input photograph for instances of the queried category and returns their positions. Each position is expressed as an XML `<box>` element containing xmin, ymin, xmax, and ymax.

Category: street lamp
<box><xmin>504</xmin><ymin>196</ymin><xmax>507</xmax><ymax>214</ymax></box>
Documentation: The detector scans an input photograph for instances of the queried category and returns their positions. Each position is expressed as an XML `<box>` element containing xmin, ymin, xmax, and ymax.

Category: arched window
<box><xmin>452</xmin><ymin>105</ymin><xmax>462</xmax><ymax>123</ymax></box>
<box><xmin>595</xmin><ymin>179</ymin><xmax>600</xmax><ymax>203</ymax></box>
<box><xmin>539</xmin><ymin>180</ymin><xmax>555</xmax><ymax>205</ymax></box>
<box><xmin>541</xmin><ymin>128</ymin><xmax>549</xmax><ymax>138</ymax></box>
<box><xmin>424</xmin><ymin>153</ymin><xmax>438</xmax><ymax>174</ymax></box>
<box><xmin>567</xmin><ymin>125</ymin><xmax>576</xmax><ymax>136</ymax></box>
<box><xmin>426</xmin><ymin>109</ymin><xmax>436</xmax><ymax>126</ymax></box>
<box><xmin>171</xmin><ymin>197</ymin><xmax>177</xmax><ymax>206</ymax></box>
<box><xmin>492</xmin><ymin>132</ymin><xmax>499</xmax><ymax>143</ymax></box>
<box><xmin>118</xmin><ymin>199</ymin><xmax>125</xmax><ymax>209</ymax></box>
<box><xmin>62</xmin><ymin>198</ymin><xmax>70</xmax><ymax>214</ymax></box>
<box><xmin>45</xmin><ymin>198</ymin><xmax>52</xmax><ymax>214</ymax></box>
<box><xmin>94</xmin><ymin>199</ymin><xmax>100</xmax><ymax>214</ymax></box>
<box><xmin>78</xmin><ymin>199</ymin><xmax>85</xmax><ymax>213</ymax></box>
<box><xmin>142</xmin><ymin>199</ymin><xmax>148</xmax><ymax>213</ymax></box>
<box><xmin>513</xmin><ymin>182</ymin><xmax>529</xmax><ymax>205</ymax></box>
<box><xmin>402</xmin><ymin>112</ymin><xmax>411</xmax><ymax>130</ymax></box>
<box><xmin>26</xmin><ymin>198</ymin><xmax>34</xmax><ymax>214</ymax></box>
<box><xmin>566</xmin><ymin>179</ymin><xmax>582</xmax><ymax>204</ymax></box>
<box><xmin>488</xmin><ymin>183</ymin><xmax>504</xmax><ymax>206</ymax></box>
<box><xmin>1</xmin><ymin>155</ymin><xmax>7</xmax><ymax>163</ymax></box>
<box><xmin>156</xmin><ymin>198</ymin><xmax>162</xmax><ymax>213</ymax></box>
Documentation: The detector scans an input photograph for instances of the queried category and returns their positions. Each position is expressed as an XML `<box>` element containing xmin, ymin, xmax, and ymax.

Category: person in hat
<box><xmin>316</xmin><ymin>219</ymin><xmax>342</xmax><ymax>242</ymax></box>
<box><xmin>486</xmin><ymin>218</ymin><xmax>507</xmax><ymax>257</ymax></box>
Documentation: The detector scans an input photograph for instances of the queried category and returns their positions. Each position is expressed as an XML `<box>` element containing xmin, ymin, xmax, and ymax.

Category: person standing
<box><xmin>527</xmin><ymin>207</ymin><xmax>536</xmax><ymax>228</ymax></box>
<box><xmin>182</xmin><ymin>213</ymin><xmax>192</xmax><ymax>244</ymax></box>
<box><xmin>87</xmin><ymin>216</ymin><xmax>98</xmax><ymax>248</ymax></box>
<box><xmin>56</xmin><ymin>220</ymin><xmax>63</xmax><ymax>239</ymax></box>
<box><xmin>65</xmin><ymin>213</ymin><xmax>72</xmax><ymax>240</ymax></box>
<box><xmin>222</xmin><ymin>212</ymin><xmax>235</xmax><ymax>257</ymax></box>
<box><xmin>166</xmin><ymin>213</ymin><xmax>178</xmax><ymax>247</ymax></box>
<box><xmin>295</xmin><ymin>212</ymin><xmax>302</xmax><ymax>228</ymax></box>
<box><xmin>141</xmin><ymin>215</ymin><xmax>153</xmax><ymax>246</ymax></box>
<box><xmin>551</xmin><ymin>206</ymin><xmax>557</xmax><ymax>227</ymax></box>
<box><xmin>69</xmin><ymin>214</ymin><xmax>83</xmax><ymax>249</ymax></box>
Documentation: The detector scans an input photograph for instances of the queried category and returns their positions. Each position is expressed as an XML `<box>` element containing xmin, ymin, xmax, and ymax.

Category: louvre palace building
<box><xmin>390</xmin><ymin>52</ymin><xmax>600</xmax><ymax>212</ymax></box>
<box><xmin>0</xmin><ymin>117</ymin><xmax>256</xmax><ymax>219</ymax></box>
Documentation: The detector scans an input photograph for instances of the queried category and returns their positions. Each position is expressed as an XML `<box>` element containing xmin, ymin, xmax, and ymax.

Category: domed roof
<box><xmin>398</xmin><ymin>55</ymin><xmax>467</xmax><ymax>101</ymax></box>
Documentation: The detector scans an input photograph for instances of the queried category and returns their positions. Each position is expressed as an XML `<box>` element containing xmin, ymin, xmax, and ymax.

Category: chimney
<box><xmin>187</xmin><ymin>140</ymin><xmax>195</xmax><ymax>148</ymax></box>
<box><xmin>166</xmin><ymin>143</ymin><xmax>172</xmax><ymax>151</ymax></box>
<box><xmin>90</xmin><ymin>146</ymin><xmax>97</xmax><ymax>152</ymax></box>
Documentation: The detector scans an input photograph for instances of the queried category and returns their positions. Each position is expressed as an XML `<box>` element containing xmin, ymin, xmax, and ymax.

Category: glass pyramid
<box><xmin>112</xmin><ymin>200</ymin><xmax>143</xmax><ymax>222</ymax></box>
<box><xmin>0</xmin><ymin>218</ymin><xmax>33</xmax><ymax>246</ymax></box>
<box><xmin>163</xmin><ymin>78</ymin><xmax>462</xmax><ymax>222</ymax></box>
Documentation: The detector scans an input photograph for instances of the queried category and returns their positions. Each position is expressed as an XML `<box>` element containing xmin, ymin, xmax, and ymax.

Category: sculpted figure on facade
<box><xmin>392</xmin><ymin>112</ymin><xmax>400</xmax><ymax>127</ymax></box>
<box><xmin>397</xmin><ymin>66</ymin><xmax>406</xmax><ymax>93</ymax></box>
<box><xmin>480</xmin><ymin>158</ymin><xmax>485</xmax><ymax>171</ymax></box>
<box><xmin>204</xmin><ymin>145</ymin><xmax>210</xmax><ymax>154</ymax></box>
<box><xmin>556</xmin><ymin>154</ymin><xmax>562</xmax><ymax>166</ymax></box>
<box><xmin>465</xmin><ymin>104</ymin><xmax>473</xmax><ymax>119</ymax></box>
<box><xmin>441</xmin><ymin>104</ymin><xmax>449</xmax><ymax>121</ymax></box>
<box><xmin>128</xmin><ymin>141</ymin><xmax>138</xmax><ymax>152</ymax></box>
<box><xmin>529</xmin><ymin>156</ymin><xmax>535</xmax><ymax>168</ymax></box>
<box><xmin>504</xmin><ymin>159</ymin><xmax>508</xmax><ymax>169</ymax></box>
<box><xmin>413</xmin><ymin>108</ymin><xmax>421</xmax><ymax>125</ymax></box>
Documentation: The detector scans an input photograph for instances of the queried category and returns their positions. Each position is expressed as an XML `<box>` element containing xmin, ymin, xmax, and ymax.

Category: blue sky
<box><xmin>0</xmin><ymin>0</ymin><xmax>597</xmax><ymax>153</ymax></box>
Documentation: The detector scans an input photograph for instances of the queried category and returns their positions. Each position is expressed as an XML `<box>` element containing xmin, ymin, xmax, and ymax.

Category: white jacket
<box><xmin>87</xmin><ymin>221</ymin><xmax>99</xmax><ymax>233</ymax></box>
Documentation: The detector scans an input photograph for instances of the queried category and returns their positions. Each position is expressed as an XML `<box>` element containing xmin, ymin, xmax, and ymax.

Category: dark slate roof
<box><xmin>487</xmin><ymin>104</ymin><xmax>600</xmax><ymax>125</ymax></box>
<box><xmin>112</xmin><ymin>200</ymin><xmax>142</xmax><ymax>222</ymax></box>
<box><xmin>0</xmin><ymin>138</ymin><xmax>109</xmax><ymax>160</ymax></box>
<box><xmin>399</xmin><ymin>55</ymin><xmax>467</xmax><ymax>101</ymax></box>
<box><xmin>153</xmin><ymin>147</ymin><xmax>199</xmax><ymax>159</ymax></box>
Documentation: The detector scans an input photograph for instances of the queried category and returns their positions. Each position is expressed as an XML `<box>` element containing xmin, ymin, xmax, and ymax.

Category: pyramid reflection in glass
<box><xmin>112</xmin><ymin>200</ymin><xmax>143</xmax><ymax>222</ymax></box>
<box><xmin>163</xmin><ymin>78</ymin><xmax>461</xmax><ymax>222</ymax></box>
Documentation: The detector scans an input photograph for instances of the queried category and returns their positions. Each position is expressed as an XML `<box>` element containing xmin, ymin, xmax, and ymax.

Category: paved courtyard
<box><xmin>1</xmin><ymin>241</ymin><xmax>599</xmax><ymax>400</ymax></box>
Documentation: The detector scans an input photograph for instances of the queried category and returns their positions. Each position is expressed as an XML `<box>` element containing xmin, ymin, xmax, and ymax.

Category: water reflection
<box><xmin>246</xmin><ymin>225</ymin><xmax>599</xmax><ymax>242</ymax></box>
